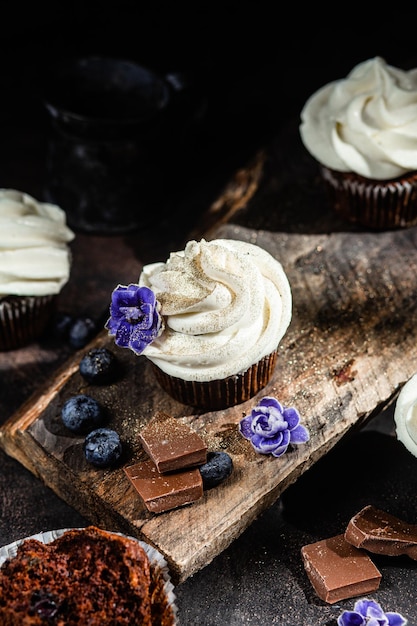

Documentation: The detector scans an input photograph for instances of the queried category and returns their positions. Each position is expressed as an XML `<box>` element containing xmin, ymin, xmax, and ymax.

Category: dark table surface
<box><xmin>1</xmin><ymin>7</ymin><xmax>417</xmax><ymax>625</ymax></box>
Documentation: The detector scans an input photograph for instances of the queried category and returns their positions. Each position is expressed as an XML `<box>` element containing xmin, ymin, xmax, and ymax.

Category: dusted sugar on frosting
<box><xmin>0</xmin><ymin>189</ymin><xmax>75</xmax><ymax>296</ymax></box>
<box><xmin>300</xmin><ymin>56</ymin><xmax>417</xmax><ymax>179</ymax></box>
<box><xmin>394</xmin><ymin>372</ymin><xmax>417</xmax><ymax>458</ymax></box>
<box><xmin>138</xmin><ymin>238</ymin><xmax>292</xmax><ymax>382</ymax></box>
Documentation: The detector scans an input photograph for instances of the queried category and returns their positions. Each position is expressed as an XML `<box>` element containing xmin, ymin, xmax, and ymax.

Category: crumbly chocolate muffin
<box><xmin>0</xmin><ymin>526</ymin><xmax>176</xmax><ymax>625</ymax></box>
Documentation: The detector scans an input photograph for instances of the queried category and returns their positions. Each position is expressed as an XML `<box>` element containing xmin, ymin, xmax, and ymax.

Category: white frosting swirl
<box><xmin>0</xmin><ymin>189</ymin><xmax>75</xmax><ymax>296</ymax></box>
<box><xmin>394</xmin><ymin>373</ymin><xmax>417</xmax><ymax>458</ymax></box>
<box><xmin>300</xmin><ymin>57</ymin><xmax>417</xmax><ymax>179</ymax></box>
<box><xmin>139</xmin><ymin>238</ymin><xmax>292</xmax><ymax>382</ymax></box>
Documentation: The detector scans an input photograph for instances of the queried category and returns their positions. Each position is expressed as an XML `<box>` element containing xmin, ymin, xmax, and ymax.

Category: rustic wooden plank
<box><xmin>2</xmin><ymin>218</ymin><xmax>417</xmax><ymax>584</ymax></box>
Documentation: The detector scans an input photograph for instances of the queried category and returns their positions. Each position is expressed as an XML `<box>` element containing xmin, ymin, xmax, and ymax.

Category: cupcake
<box><xmin>106</xmin><ymin>238</ymin><xmax>292</xmax><ymax>410</ymax></box>
<box><xmin>300</xmin><ymin>56</ymin><xmax>417</xmax><ymax>229</ymax></box>
<box><xmin>0</xmin><ymin>189</ymin><xmax>75</xmax><ymax>350</ymax></box>
<box><xmin>394</xmin><ymin>372</ymin><xmax>417</xmax><ymax>458</ymax></box>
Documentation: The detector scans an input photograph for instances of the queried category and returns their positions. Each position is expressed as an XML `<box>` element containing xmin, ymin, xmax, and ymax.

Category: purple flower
<box><xmin>337</xmin><ymin>599</ymin><xmax>407</xmax><ymax>626</ymax></box>
<box><xmin>238</xmin><ymin>396</ymin><xmax>309</xmax><ymax>457</ymax></box>
<box><xmin>105</xmin><ymin>284</ymin><xmax>163</xmax><ymax>355</ymax></box>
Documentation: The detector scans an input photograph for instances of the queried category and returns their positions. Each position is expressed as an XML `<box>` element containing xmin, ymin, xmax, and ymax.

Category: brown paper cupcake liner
<box><xmin>0</xmin><ymin>294</ymin><xmax>56</xmax><ymax>351</ymax></box>
<box><xmin>151</xmin><ymin>350</ymin><xmax>278</xmax><ymax>410</ymax></box>
<box><xmin>321</xmin><ymin>166</ymin><xmax>417</xmax><ymax>230</ymax></box>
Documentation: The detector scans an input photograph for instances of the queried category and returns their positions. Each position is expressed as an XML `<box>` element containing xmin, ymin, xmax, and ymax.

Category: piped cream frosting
<box><xmin>139</xmin><ymin>238</ymin><xmax>292</xmax><ymax>382</ymax></box>
<box><xmin>394</xmin><ymin>373</ymin><xmax>417</xmax><ymax>458</ymax></box>
<box><xmin>300</xmin><ymin>56</ymin><xmax>417</xmax><ymax>180</ymax></box>
<box><xmin>0</xmin><ymin>189</ymin><xmax>75</xmax><ymax>297</ymax></box>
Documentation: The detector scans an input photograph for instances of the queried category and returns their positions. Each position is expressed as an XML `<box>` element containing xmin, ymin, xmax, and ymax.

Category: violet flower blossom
<box><xmin>238</xmin><ymin>396</ymin><xmax>309</xmax><ymax>457</ymax></box>
<box><xmin>105</xmin><ymin>284</ymin><xmax>163</xmax><ymax>355</ymax></box>
<box><xmin>337</xmin><ymin>599</ymin><xmax>407</xmax><ymax>626</ymax></box>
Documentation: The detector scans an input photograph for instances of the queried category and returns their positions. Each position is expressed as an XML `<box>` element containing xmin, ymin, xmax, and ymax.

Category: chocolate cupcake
<box><xmin>0</xmin><ymin>189</ymin><xmax>74</xmax><ymax>350</ymax></box>
<box><xmin>300</xmin><ymin>57</ymin><xmax>417</xmax><ymax>230</ymax></box>
<box><xmin>106</xmin><ymin>238</ymin><xmax>292</xmax><ymax>410</ymax></box>
<box><xmin>0</xmin><ymin>294</ymin><xmax>58</xmax><ymax>351</ymax></box>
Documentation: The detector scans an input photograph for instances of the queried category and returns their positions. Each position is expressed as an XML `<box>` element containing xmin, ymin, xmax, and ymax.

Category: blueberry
<box><xmin>198</xmin><ymin>451</ymin><xmax>233</xmax><ymax>490</ymax></box>
<box><xmin>83</xmin><ymin>428</ymin><xmax>122</xmax><ymax>467</ymax></box>
<box><xmin>61</xmin><ymin>394</ymin><xmax>105</xmax><ymax>434</ymax></box>
<box><xmin>52</xmin><ymin>311</ymin><xmax>74</xmax><ymax>340</ymax></box>
<box><xmin>79</xmin><ymin>347</ymin><xmax>119</xmax><ymax>385</ymax></box>
<box><xmin>68</xmin><ymin>316</ymin><xmax>97</xmax><ymax>349</ymax></box>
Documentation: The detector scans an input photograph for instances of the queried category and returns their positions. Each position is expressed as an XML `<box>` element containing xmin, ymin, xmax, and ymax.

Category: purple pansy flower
<box><xmin>337</xmin><ymin>599</ymin><xmax>407</xmax><ymax>626</ymax></box>
<box><xmin>238</xmin><ymin>396</ymin><xmax>309</xmax><ymax>457</ymax></box>
<box><xmin>105</xmin><ymin>284</ymin><xmax>164</xmax><ymax>355</ymax></box>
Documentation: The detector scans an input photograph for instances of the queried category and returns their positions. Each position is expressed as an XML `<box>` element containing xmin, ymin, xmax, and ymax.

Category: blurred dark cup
<box><xmin>41</xmin><ymin>56</ymin><xmax>206</xmax><ymax>234</ymax></box>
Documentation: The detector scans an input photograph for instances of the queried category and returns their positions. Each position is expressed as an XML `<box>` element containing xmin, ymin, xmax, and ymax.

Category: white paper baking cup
<box><xmin>0</xmin><ymin>527</ymin><xmax>178</xmax><ymax>625</ymax></box>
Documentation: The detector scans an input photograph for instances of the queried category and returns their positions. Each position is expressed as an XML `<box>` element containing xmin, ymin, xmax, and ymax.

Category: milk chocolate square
<box><xmin>138</xmin><ymin>411</ymin><xmax>207</xmax><ymax>473</ymax></box>
<box><xmin>124</xmin><ymin>459</ymin><xmax>203</xmax><ymax>514</ymax></box>
<box><xmin>345</xmin><ymin>504</ymin><xmax>417</xmax><ymax>559</ymax></box>
<box><xmin>301</xmin><ymin>533</ymin><xmax>382</xmax><ymax>604</ymax></box>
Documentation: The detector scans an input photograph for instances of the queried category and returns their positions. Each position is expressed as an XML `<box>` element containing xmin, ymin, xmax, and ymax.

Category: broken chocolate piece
<box><xmin>301</xmin><ymin>534</ymin><xmax>381</xmax><ymax>604</ymax></box>
<box><xmin>345</xmin><ymin>504</ymin><xmax>417</xmax><ymax>560</ymax></box>
<box><xmin>138</xmin><ymin>411</ymin><xmax>207</xmax><ymax>473</ymax></box>
<box><xmin>124</xmin><ymin>459</ymin><xmax>203</xmax><ymax>514</ymax></box>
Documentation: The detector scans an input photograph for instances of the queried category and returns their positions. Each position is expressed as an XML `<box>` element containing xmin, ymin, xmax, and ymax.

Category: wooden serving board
<box><xmin>2</xmin><ymin>121</ymin><xmax>417</xmax><ymax>584</ymax></box>
<box><xmin>2</xmin><ymin>217</ymin><xmax>417</xmax><ymax>584</ymax></box>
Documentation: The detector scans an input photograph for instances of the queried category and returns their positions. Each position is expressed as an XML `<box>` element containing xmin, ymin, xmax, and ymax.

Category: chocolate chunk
<box><xmin>301</xmin><ymin>534</ymin><xmax>382</xmax><ymax>604</ymax></box>
<box><xmin>138</xmin><ymin>411</ymin><xmax>207</xmax><ymax>473</ymax></box>
<box><xmin>345</xmin><ymin>504</ymin><xmax>417</xmax><ymax>560</ymax></box>
<box><xmin>124</xmin><ymin>459</ymin><xmax>203</xmax><ymax>514</ymax></box>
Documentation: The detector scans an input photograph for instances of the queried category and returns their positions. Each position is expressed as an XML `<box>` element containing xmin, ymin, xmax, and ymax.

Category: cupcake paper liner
<box><xmin>321</xmin><ymin>166</ymin><xmax>417</xmax><ymax>230</ymax></box>
<box><xmin>151</xmin><ymin>350</ymin><xmax>278</xmax><ymax>410</ymax></box>
<box><xmin>0</xmin><ymin>527</ymin><xmax>178</xmax><ymax>625</ymax></box>
<box><xmin>0</xmin><ymin>294</ymin><xmax>56</xmax><ymax>351</ymax></box>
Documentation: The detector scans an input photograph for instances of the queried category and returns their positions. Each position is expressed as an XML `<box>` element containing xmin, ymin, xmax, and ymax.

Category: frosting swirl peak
<box><xmin>139</xmin><ymin>238</ymin><xmax>292</xmax><ymax>382</ymax></box>
<box><xmin>300</xmin><ymin>57</ymin><xmax>417</xmax><ymax>179</ymax></box>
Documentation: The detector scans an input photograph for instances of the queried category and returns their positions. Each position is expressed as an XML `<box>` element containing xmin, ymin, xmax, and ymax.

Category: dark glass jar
<box><xmin>42</xmin><ymin>56</ymin><xmax>206</xmax><ymax>234</ymax></box>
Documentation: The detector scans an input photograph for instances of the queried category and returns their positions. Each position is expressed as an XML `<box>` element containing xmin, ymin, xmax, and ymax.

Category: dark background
<box><xmin>1</xmin><ymin>6</ymin><xmax>417</xmax><ymax>625</ymax></box>
<box><xmin>1</xmin><ymin>5</ymin><xmax>414</xmax><ymax>199</ymax></box>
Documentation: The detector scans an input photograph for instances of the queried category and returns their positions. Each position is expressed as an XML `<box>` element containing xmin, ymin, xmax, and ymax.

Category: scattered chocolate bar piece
<box><xmin>301</xmin><ymin>534</ymin><xmax>382</xmax><ymax>604</ymax></box>
<box><xmin>138</xmin><ymin>411</ymin><xmax>207</xmax><ymax>473</ymax></box>
<box><xmin>345</xmin><ymin>504</ymin><xmax>417</xmax><ymax>560</ymax></box>
<box><xmin>124</xmin><ymin>459</ymin><xmax>203</xmax><ymax>514</ymax></box>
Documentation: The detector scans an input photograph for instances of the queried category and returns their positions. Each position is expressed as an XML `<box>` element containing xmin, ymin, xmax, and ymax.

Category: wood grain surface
<box><xmin>2</xmin><ymin>219</ymin><xmax>417</xmax><ymax>583</ymax></box>
<box><xmin>2</xmin><ymin>122</ymin><xmax>417</xmax><ymax>584</ymax></box>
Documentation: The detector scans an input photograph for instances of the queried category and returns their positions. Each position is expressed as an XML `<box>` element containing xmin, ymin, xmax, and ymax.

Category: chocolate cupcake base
<box><xmin>0</xmin><ymin>294</ymin><xmax>56</xmax><ymax>351</ymax></box>
<box><xmin>151</xmin><ymin>351</ymin><xmax>278</xmax><ymax>410</ymax></box>
<box><xmin>321</xmin><ymin>167</ymin><xmax>417</xmax><ymax>230</ymax></box>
